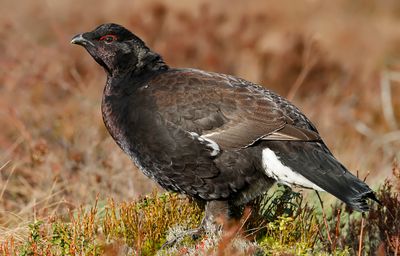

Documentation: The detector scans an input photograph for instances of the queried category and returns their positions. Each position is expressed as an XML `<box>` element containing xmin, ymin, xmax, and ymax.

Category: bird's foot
<box><xmin>161</xmin><ymin>200</ymin><xmax>228</xmax><ymax>249</ymax></box>
<box><xmin>161</xmin><ymin>227</ymin><xmax>204</xmax><ymax>248</ymax></box>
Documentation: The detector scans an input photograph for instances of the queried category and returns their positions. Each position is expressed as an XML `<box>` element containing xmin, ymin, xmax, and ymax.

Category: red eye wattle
<box><xmin>99</xmin><ymin>35</ymin><xmax>117</xmax><ymax>43</ymax></box>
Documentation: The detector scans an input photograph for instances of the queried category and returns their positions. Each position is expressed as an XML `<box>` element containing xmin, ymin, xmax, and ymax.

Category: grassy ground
<box><xmin>1</xmin><ymin>179</ymin><xmax>399</xmax><ymax>255</ymax></box>
<box><xmin>0</xmin><ymin>0</ymin><xmax>400</xmax><ymax>255</ymax></box>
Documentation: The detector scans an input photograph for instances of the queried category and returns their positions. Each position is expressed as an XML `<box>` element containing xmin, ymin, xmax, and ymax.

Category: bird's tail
<box><xmin>263</xmin><ymin>141</ymin><xmax>379</xmax><ymax>212</ymax></box>
<box><xmin>345</xmin><ymin>187</ymin><xmax>380</xmax><ymax>212</ymax></box>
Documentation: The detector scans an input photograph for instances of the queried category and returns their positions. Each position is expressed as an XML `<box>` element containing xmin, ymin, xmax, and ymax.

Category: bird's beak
<box><xmin>70</xmin><ymin>33</ymin><xmax>94</xmax><ymax>47</ymax></box>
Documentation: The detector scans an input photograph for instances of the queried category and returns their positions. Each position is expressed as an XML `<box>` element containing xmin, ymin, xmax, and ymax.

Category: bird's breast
<box><xmin>102</xmin><ymin>96</ymin><xmax>133</xmax><ymax>150</ymax></box>
<box><xmin>101</xmin><ymin>91</ymin><xmax>167</xmax><ymax>179</ymax></box>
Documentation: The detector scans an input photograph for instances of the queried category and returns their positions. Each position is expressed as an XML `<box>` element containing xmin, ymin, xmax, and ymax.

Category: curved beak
<box><xmin>70</xmin><ymin>33</ymin><xmax>94</xmax><ymax>47</ymax></box>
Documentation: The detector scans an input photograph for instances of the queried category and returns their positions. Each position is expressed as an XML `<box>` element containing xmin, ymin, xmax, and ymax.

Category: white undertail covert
<box><xmin>262</xmin><ymin>148</ymin><xmax>324</xmax><ymax>191</ymax></box>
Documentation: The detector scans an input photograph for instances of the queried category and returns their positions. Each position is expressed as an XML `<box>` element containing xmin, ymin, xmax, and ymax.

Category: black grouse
<box><xmin>71</xmin><ymin>23</ymin><xmax>378</xmax><ymax>231</ymax></box>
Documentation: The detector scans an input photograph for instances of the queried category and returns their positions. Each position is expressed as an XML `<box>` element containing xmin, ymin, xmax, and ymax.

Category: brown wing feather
<box><xmin>264</xmin><ymin>124</ymin><xmax>320</xmax><ymax>141</ymax></box>
<box><xmin>202</xmin><ymin>119</ymin><xmax>286</xmax><ymax>149</ymax></box>
<box><xmin>148</xmin><ymin>68</ymin><xmax>321</xmax><ymax>150</ymax></box>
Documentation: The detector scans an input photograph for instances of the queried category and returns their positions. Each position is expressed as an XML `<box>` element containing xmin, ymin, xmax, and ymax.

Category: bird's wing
<box><xmin>148</xmin><ymin>69</ymin><xmax>321</xmax><ymax>151</ymax></box>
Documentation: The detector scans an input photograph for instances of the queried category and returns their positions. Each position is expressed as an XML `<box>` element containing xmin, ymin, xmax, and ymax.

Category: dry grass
<box><xmin>0</xmin><ymin>176</ymin><xmax>399</xmax><ymax>255</ymax></box>
<box><xmin>0</xmin><ymin>0</ymin><xmax>400</xmax><ymax>254</ymax></box>
<box><xmin>0</xmin><ymin>192</ymin><xmax>201</xmax><ymax>255</ymax></box>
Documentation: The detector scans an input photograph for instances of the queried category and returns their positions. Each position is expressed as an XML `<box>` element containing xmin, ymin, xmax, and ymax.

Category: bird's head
<box><xmin>71</xmin><ymin>23</ymin><xmax>165</xmax><ymax>77</ymax></box>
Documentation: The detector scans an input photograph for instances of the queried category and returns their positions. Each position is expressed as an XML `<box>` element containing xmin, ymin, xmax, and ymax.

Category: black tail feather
<box><xmin>347</xmin><ymin>190</ymin><xmax>380</xmax><ymax>212</ymax></box>
<box><xmin>263</xmin><ymin>141</ymin><xmax>379</xmax><ymax>212</ymax></box>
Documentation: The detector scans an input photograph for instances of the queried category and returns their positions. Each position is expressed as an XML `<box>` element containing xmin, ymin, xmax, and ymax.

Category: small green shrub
<box><xmin>103</xmin><ymin>191</ymin><xmax>202</xmax><ymax>255</ymax></box>
<box><xmin>1</xmin><ymin>172</ymin><xmax>399</xmax><ymax>256</ymax></box>
<box><xmin>15</xmin><ymin>202</ymin><xmax>101</xmax><ymax>256</ymax></box>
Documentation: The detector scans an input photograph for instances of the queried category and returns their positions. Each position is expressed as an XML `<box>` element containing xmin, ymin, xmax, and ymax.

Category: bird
<box><xmin>71</xmin><ymin>23</ymin><xmax>378</xmax><ymax>235</ymax></box>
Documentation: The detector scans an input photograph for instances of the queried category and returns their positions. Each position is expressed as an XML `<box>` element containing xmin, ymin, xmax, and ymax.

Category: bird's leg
<box><xmin>200</xmin><ymin>200</ymin><xmax>230</xmax><ymax>232</ymax></box>
<box><xmin>161</xmin><ymin>200</ymin><xmax>230</xmax><ymax>248</ymax></box>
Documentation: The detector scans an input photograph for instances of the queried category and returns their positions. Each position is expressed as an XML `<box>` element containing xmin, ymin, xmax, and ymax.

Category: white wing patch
<box><xmin>262</xmin><ymin>148</ymin><xmax>324</xmax><ymax>191</ymax></box>
<box><xmin>189</xmin><ymin>132</ymin><xmax>220</xmax><ymax>156</ymax></box>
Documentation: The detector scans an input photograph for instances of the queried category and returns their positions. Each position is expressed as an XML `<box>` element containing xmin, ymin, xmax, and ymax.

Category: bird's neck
<box><xmin>111</xmin><ymin>47</ymin><xmax>169</xmax><ymax>78</ymax></box>
<box><xmin>137</xmin><ymin>50</ymin><xmax>169</xmax><ymax>73</ymax></box>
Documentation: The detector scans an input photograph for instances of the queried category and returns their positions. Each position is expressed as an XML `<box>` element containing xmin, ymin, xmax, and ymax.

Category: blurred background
<box><xmin>0</xmin><ymin>0</ymin><xmax>399</xmax><ymax>239</ymax></box>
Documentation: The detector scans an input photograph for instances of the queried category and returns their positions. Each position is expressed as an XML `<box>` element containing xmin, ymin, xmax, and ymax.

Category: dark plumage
<box><xmin>71</xmin><ymin>23</ymin><xmax>378</xmax><ymax>232</ymax></box>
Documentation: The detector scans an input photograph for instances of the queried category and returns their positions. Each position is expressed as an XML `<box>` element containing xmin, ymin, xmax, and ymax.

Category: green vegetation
<box><xmin>1</xmin><ymin>166</ymin><xmax>399</xmax><ymax>255</ymax></box>
<box><xmin>103</xmin><ymin>192</ymin><xmax>202</xmax><ymax>255</ymax></box>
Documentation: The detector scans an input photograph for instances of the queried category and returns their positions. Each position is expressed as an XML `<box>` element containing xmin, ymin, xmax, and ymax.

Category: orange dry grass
<box><xmin>0</xmin><ymin>0</ymin><xmax>399</xmax><ymax>242</ymax></box>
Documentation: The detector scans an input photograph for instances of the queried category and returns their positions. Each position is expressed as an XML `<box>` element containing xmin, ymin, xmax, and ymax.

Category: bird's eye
<box><xmin>99</xmin><ymin>35</ymin><xmax>117</xmax><ymax>43</ymax></box>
